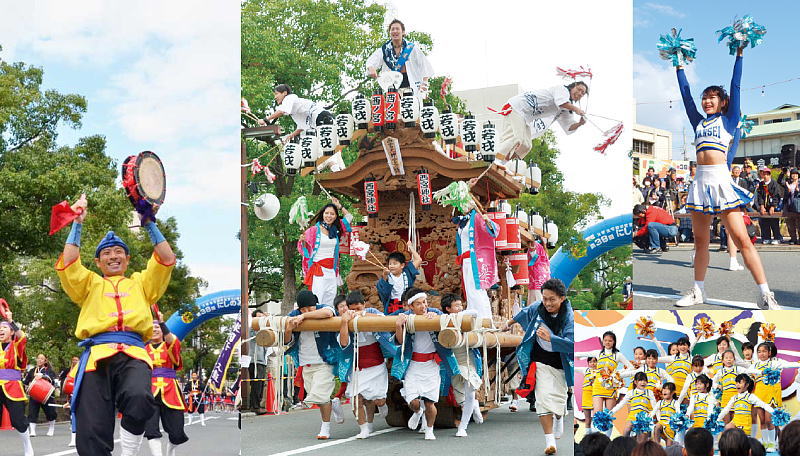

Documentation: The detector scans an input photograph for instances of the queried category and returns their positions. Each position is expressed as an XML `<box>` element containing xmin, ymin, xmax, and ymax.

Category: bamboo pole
<box><xmin>437</xmin><ymin>328</ymin><xmax>522</xmax><ymax>349</ymax></box>
<box><xmin>251</xmin><ymin>315</ymin><xmax>493</xmax><ymax>333</ymax></box>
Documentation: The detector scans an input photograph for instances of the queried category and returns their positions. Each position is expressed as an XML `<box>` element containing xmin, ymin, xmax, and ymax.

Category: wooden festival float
<box><xmin>247</xmin><ymin>85</ymin><xmax>552</xmax><ymax>427</ymax></box>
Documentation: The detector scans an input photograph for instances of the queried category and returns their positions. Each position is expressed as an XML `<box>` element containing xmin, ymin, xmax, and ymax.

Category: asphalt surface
<box><xmin>633</xmin><ymin>245</ymin><xmax>800</xmax><ymax>309</ymax></box>
<box><xmin>243</xmin><ymin>402</ymin><xmax>572</xmax><ymax>455</ymax></box>
<box><xmin>0</xmin><ymin>412</ymin><xmax>239</xmax><ymax>456</ymax></box>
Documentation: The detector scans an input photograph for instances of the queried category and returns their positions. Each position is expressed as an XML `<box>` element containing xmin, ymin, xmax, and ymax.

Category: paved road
<box><xmin>633</xmin><ymin>246</ymin><xmax>800</xmax><ymax>309</ymax></box>
<box><xmin>0</xmin><ymin>412</ymin><xmax>239</xmax><ymax>456</ymax></box>
<box><xmin>243</xmin><ymin>402</ymin><xmax>572</xmax><ymax>455</ymax></box>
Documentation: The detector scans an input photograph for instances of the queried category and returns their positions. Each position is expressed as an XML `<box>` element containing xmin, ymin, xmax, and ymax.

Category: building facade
<box><xmin>737</xmin><ymin>104</ymin><xmax>800</xmax><ymax>168</ymax></box>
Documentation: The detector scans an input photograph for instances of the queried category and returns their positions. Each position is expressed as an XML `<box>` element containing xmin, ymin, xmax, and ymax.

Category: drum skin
<box><xmin>27</xmin><ymin>377</ymin><xmax>55</xmax><ymax>403</ymax></box>
<box><xmin>122</xmin><ymin>151</ymin><xmax>166</xmax><ymax>206</ymax></box>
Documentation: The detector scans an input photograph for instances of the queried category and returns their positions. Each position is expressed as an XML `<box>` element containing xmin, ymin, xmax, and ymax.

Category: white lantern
<box><xmin>547</xmin><ymin>221</ymin><xmax>559</xmax><ymax>247</ymax></box>
<box><xmin>527</xmin><ymin>162</ymin><xmax>542</xmax><ymax>195</ymax></box>
<box><xmin>282</xmin><ymin>137</ymin><xmax>301</xmax><ymax>175</ymax></box>
<box><xmin>480</xmin><ymin>120</ymin><xmax>497</xmax><ymax>162</ymax></box>
<box><xmin>318</xmin><ymin>123</ymin><xmax>337</xmax><ymax>157</ymax></box>
<box><xmin>299</xmin><ymin>131</ymin><xmax>320</xmax><ymax>168</ymax></box>
<box><xmin>461</xmin><ymin>114</ymin><xmax>478</xmax><ymax>154</ymax></box>
<box><xmin>352</xmin><ymin>94</ymin><xmax>370</xmax><ymax>130</ymax></box>
<box><xmin>419</xmin><ymin>99</ymin><xmax>439</xmax><ymax>138</ymax></box>
<box><xmin>499</xmin><ymin>200</ymin><xmax>513</xmax><ymax>216</ymax></box>
<box><xmin>516</xmin><ymin>208</ymin><xmax>528</xmax><ymax>225</ymax></box>
<box><xmin>399</xmin><ymin>89</ymin><xmax>420</xmax><ymax>127</ymax></box>
<box><xmin>530</xmin><ymin>211</ymin><xmax>544</xmax><ymax>233</ymax></box>
<box><xmin>253</xmin><ymin>193</ymin><xmax>280</xmax><ymax>221</ymax></box>
<box><xmin>439</xmin><ymin>109</ymin><xmax>459</xmax><ymax>145</ymax></box>
<box><xmin>507</xmin><ymin>159</ymin><xmax>527</xmax><ymax>175</ymax></box>
<box><xmin>335</xmin><ymin>112</ymin><xmax>355</xmax><ymax>145</ymax></box>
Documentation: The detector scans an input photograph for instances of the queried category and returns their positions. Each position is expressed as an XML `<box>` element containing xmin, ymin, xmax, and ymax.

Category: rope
<box><xmin>255</xmin><ymin>315</ymin><xmax>291</xmax><ymax>414</ymax></box>
<box><xmin>352</xmin><ymin>314</ymin><xmax>361</xmax><ymax>414</ymax></box>
<box><xmin>409</xmin><ymin>193</ymin><xmax>417</xmax><ymax>249</ymax></box>
<box><xmin>400</xmin><ymin>314</ymin><xmax>416</xmax><ymax>363</ymax></box>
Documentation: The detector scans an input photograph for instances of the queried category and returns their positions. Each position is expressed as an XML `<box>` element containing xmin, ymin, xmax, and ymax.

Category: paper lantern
<box><xmin>420</xmin><ymin>99</ymin><xmax>439</xmax><ymax>138</ymax></box>
<box><xmin>384</xmin><ymin>88</ymin><xmax>400</xmax><ymax>130</ymax></box>
<box><xmin>506</xmin><ymin>159</ymin><xmax>527</xmax><ymax>176</ymax></box>
<box><xmin>364</xmin><ymin>180</ymin><xmax>379</xmax><ymax>218</ymax></box>
<box><xmin>461</xmin><ymin>114</ymin><xmax>478</xmax><ymax>154</ymax></box>
<box><xmin>515</xmin><ymin>207</ymin><xmax>528</xmax><ymax>226</ymax></box>
<box><xmin>547</xmin><ymin>221</ymin><xmax>559</xmax><ymax>247</ymax></box>
<box><xmin>399</xmin><ymin>89</ymin><xmax>420</xmax><ymax>127</ymax></box>
<box><xmin>480</xmin><ymin>120</ymin><xmax>497</xmax><ymax>162</ymax></box>
<box><xmin>299</xmin><ymin>131</ymin><xmax>320</xmax><ymax>168</ymax></box>
<box><xmin>335</xmin><ymin>112</ymin><xmax>354</xmax><ymax>145</ymax></box>
<box><xmin>371</xmin><ymin>88</ymin><xmax>384</xmax><ymax>132</ymax></box>
<box><xmin>417</xmin><ymin>172</ymin><xmax>432</xmax><ymax>211</ymax></box>
<box><xmin>527</xmin><ymin>163</ymin><xmax>542</xmax><ymax>195</ymax></box>
<box><xmin>318</xmin><ymin>122</ymin><xmax>337</xmax><ymax>157</ymax></box>
<box><xmin>509</xmin><ymin>252</ymin><xmax>530</xmax><ymax>285</ymax></box>
<box><xmin>499</xmin><ymin>200</ymin><xmax>513</xmax><ymax>216</ymax></box>
<box><xmin>439</xmin><ymin>109</ymin><xmax>459</xmax><ymax>145</ymax></box>
<box><xmin>530</xmin><ymin>211</ymin><xmax>544</xmax><ymax>233</ymax></box>
<box><xmin>352</xmin><ymin>94</ymin><xmax>370</xmax><ymax>130</ymax></box>
<box><xmin>282</xmin><ymin>137</ymin><xmax>301</xmax><ymax>175</ymax></box>
<box><xmin>253</xmin><ymin>193</ymin><xmax>280</xmax><ymax>221</ymax></box>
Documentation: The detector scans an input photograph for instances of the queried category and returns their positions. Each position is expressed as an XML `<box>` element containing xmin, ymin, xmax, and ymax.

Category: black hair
<box><xmin>387</xmin><ymin>252</ymin><xmax>407</xmax><ymax>265</ymax></box>
<box><xmin>748</xmin><ymin>437</ymin><xmax>766</xmax><ymax>456</ymax></box>
<box><xmin>296</xmin><ymin>290</ymin><xmax>318</xmax><ymax>308</ymax></box>
<box><xmin>741</xmin><ymin>341</ymin><xmax>754</xmax><ymax>353</ymax></box>
<box><xmin>541</xmin><ymin>278</ymin><xmax>567</xmax><ymax>297</ymax></box>
<box><xmin>701</xmin><ymin>85</ymin><xmax>730</xmax><ymax>114</ymax></box>
<box><xmin>722</xmin><ymin>349</ymin><xmax>736</xmax><ymax>361</ymax></box>
<box><xmin>718</xmin><ymin>427</ymin><xmax>749</xmax><ymax>456</ymax></box>
<box><xmin>695</xmin><ymin>374</ymin><xmax>712</xmax><ymax>390</ymax></box>
<box><xmin>403</xmin><ymin>287</ymin><xmax>425</xmax><ymax>305</ymax></box>
<box><xmin>566</xmin><ymin>81</ymin><xmax>590</xmax><ymax>97</ymax></box>
<box><xmin>716</xmin><ymin>336</ymin><xmax>731</xmax><ymax>348</ymax></box>
<box><xmin>692</xmin><ymin>355</ymin><xmax>705</xmax><ymax>367</ymax></box>
<box><xmin>251</xmin><ymin>309</ymin><xmax>265</xmax><ymax>318</ymax></box>
<box><xmin>684</xmin><ymin>428</ymin><xmax>714</xmax><ymax>456</ymax></box>
<box><xmin>601</xmin><ymin>331</ymin><xmax>619</xmax><ymax>353</ymax></box>
<box><xmin>587</xmin><ymin>356</ymin><xmax>598</xmax><ymax>363</ymax></box>
<box><xmin>310</xmin><ymin>203</ymin><xmax>342</xmax><ymax>228</ymax></box>
<box><xmin>667</xmin><ymin>343</ymin><xmax>677</xmax><ymax>354</ymax></box>
<box><xmin>645</xmin><ymin>349</ymin><xmax>659</xmax><ymax>360</ymax></box>
<box><xmin>633</xmin><ymin>204</ymin><xmax>647</xmax><ymax>216</ymax></box>
<box><xmin>633</xmin><ymin>372</ymin><xmax>648</xmax><ymax>383</ymax></box>
<box><xmin>440</xmin><ymin>294</ymin><xmax>462</xmax><ymax>313</ymax></box>
<box><xmin>676</xmin><ymin>337</ymin><xmax>690</xmax><ymax>347</ymax></box>
<box><xmin>579</xmin><ymin>432</ymin><xmax>610</xmax><ymax>456</ymax></box>
<box><xmin>779</xmin><ymin>421</ymin><xmax>800</xmax><ymax>456</ymax></box>
<box><xmin>633</xmin><ymin>346</ymin><xmax>646</xmax><ymax>357</ymax></box>
<box><xmin>602</xmin><ymin>436</ymin><xmax>636</xmax><ymax>456</ymax></box>
<box><xmin>757</xmin><ymin>341</ymin><xmax>778</xmax><ymax>358</ymax></box>
<box><xmin>387</xmin><ymin>19</ymin><xmax>405</xmax><ymax>33</ymax></box>
<box><xmin>333</xmin><ymin>295</ymin><xmax>347</xmax><ymax>309</ymax></box>
<box><xmin>346</xmin><ymin>291</ymin><xmax>365</xmax><ymax>306</ymax></box>
<box><xmin>662</xmin><ymin>382</ymin><xmax>676</xmax><ymax>396</ymax></box>
<box><xmin>735</xmin><ymin>373</ymin><xmax>755</xmax><ymax>393</ymax></box>
<box><xmin>273</xmin><ymin>84</ymin><xmax>292</xmax><ymax>95</ymax></box>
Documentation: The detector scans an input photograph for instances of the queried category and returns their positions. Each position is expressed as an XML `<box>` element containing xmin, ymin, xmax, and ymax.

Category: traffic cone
<box><xmin>1</xmin><ymin>405</ymin><xmax>12</xmax><ymax>430</ymax></box>
<box><xmin>265</xmin><ymin>374</ymin><xmax>276</xmax><ymax>414</ymax></box>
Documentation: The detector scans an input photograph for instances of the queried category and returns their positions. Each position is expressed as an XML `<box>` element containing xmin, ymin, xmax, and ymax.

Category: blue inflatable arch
<box><xmin>165</xmin><ymin>289</ymin><xmax>241</xmax><ymax>341</ymax></box>
<box><xmin>549</xmin><ymin>214</ymin><xmax>632</xmax><ymax>287</ymax></box>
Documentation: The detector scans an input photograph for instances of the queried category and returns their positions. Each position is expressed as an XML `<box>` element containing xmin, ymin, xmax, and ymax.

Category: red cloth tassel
<box><xmin>49</xmin><ymin>201</ymin><xmax>81</xmax><ymax>235</ymax></box>
<box><xmin>515</xmin><ymin>362</ymin><xmax>537</xmax><ymax>398</ymax></box>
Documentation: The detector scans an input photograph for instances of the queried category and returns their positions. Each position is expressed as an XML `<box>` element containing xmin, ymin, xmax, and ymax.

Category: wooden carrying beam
<box><xmin>437</xmin><ymin>329</ymin><xmax>522</xmax><ymax>349</ymax></box>
<box><xmin>251</xmin><ymin>315</ymin><xmax>493</xmax><ymax>333</ymax></box>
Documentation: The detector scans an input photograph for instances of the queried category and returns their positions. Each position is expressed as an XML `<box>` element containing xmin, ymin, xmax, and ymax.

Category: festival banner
<box><xmin>209</xmin><ymin>315</ymin><xmax>242</xmax><ymax>392</ymax></box>
<box><xmin>165</xmin><ymin>289</ymin><xmax>241</xmax><ymax>340</ymax></box>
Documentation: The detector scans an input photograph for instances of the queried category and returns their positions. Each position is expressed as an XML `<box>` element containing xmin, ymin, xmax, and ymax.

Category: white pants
<box><xmin>462</xmin><ymin>260</ymin><xmax>493</xmax><ymax>320</ymax></box>
<box><xmin>497</xmin><ymin>111</ymin><xmax>531</xmax><ymax>161</ymax></box>
<box><xmin>346</xmin><ymin>363</ymin><xmax>388</xmax><ymax>401</ymax></box>
<box><xmin>534</xmin><ymin>362</ymin><xmax>567</xmax><ymax>417</ymax></box>
<box><xmin>311</xmin><ymin>267</ymin><xmax>339</xmax><ymax>308</ymax></box>
<box><xmin>401</xmin><ymin>360</ymin><xmax>441</xmax><ymax>403</ymax></box>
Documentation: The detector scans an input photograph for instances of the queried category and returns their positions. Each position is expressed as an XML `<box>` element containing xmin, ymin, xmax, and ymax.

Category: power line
<box><xmin>636</xmin><ymin>75</ymin><xmax>800</xmax><ymax>105</ymax></box>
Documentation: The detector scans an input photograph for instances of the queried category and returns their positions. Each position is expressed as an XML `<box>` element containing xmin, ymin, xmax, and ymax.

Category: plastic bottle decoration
<box><xmin>335</xmin><ymin>112</ymin><xmax>355</xmax><ymax>145</ymax></box>
<box><xmin>480</xmin><ymin>120</ymin><xmax>497</xmax><ymax>162</ymax></box>
<box><xmin>417</xmin><ymin>171</ymin><xmax>432</xmax><ymax>211</ymax></box>
<box><xmin>282</xmin><ymin>137</ymin><xmax>301</xmax><ymax>175</ymax></box>
<box><xmin>439</xmin><ymin>108</ymin><xmax>458</xmax><ymax>145</ymax></box>
<box><xmin>546</xmin><ymin>220</ymin><xmax>559</xmax><ymax>247</ymax></box>
<box><xmin>352</xmin><ymin>94</ymin><xmax>370</xmax><ymax>130</ymax></box>
<box><xmin>384</xmin><ymin>87</ymin><xmax>400</xmax><ymax>130</ymax></box>
<box><xmin>318</xmin><ymin>121</ymin><xmax>337</xmax><ymax>157</ymax></box>
<box><xmin>399</xmin><ymin>88</ymin><xmax>420</xmax><ymax>127</ymax></box>
<box><xmin>419</xmin><ymin>99</ymin><xmax>439</xmax><ymax>139</ymax></box>
<box><xmin>530</xmin><ymin>211</ymin><xmax>544</xmax><ymax>233</ymax></box>
<box><xmin>364</xmin><ymin>180</ymin><xmax>379</xmax><ymax>218</ymax></box>
<box><xmin>299</xmin><ymin>131</ymin><xmax>320</xmax><ymax>168</ymax></box>
<box><xmin>371</xmin><ymin>88</ymin><xmax>384</xmax><ymax>132</ymax></box>
<box><xmin>527</xmin><ymin>163</ymin><xmax>542</xmax><ymax>195</ymax></box>
<box><xmin>461</xmin><ymin>114</ymin><xmax>478</xmax><ymax>156</ymax></box>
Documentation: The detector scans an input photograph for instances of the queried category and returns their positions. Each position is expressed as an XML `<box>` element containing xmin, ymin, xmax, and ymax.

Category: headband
<box><xmin>407</xmin><ymin>292</ymin><xmax>427</xmax><ymax>305</ymax></box>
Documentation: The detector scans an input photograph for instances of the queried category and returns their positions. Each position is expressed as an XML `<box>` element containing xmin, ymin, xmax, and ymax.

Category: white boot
<box><xmin>356</xmin><ymin>423</ymin><xmax>370</xmax><ymax>439</ymax></box>
<box><xmin>166</xmin><ymin>441</ymin><xmax>178</xmax><ymax>456</ymax></box>
<box><xmin>472</xmin><ymin>402</ymin><xmax>483</xmax><ymax>424</ymax></box>
<box><xmin>19</xmin><ymin>429</ymin><xmax>34</xmax><ymax>456</ymax></box>
<box><xmin>424</xmin><ymin>425</ymin><xmax>436</xmax><ymax>440</ymax></box>
<box><xmin>147</xmin><ymin>438</ymin><xmax>163</xmax><ymax>456</ymax></box>
<box><xmin>554</xmin><ymin>415</ymin><xmax>564</xmax><ymax>439</ymax></box>
<box><xmin>47</xmin><ymin>420</ymin><xmax>55</xmax><ymax>437</ymax></box>
<box><xmin>187</xmin><ymin>413</ymin><xmax>193</xmax><ymax>426</ymax></box>
<box><xmin>29</xmin><ymin>422</ymin><xmax>37</xmax><ymax>437</ymax></box>
<box><xmin>119</xmin><ymin>427</ymin><xmax>144</xmax><ymax>456</ymax></box>
<box><xmin>69</xmin><ymin>432</ymin><xmax>76</xmax><ymax>447</ymax></box>
<box><xmin>317</xmin><ymin>421</ymin><xmax>331</xmax><ymax>440</ymax></box>
<box><xmin>544</xmin><ymin>433</ymin><xmax>557</xmax><ymax>455</ymax></box>
<box><xmin>407</xmin><ymin>409</ymin><xmax>423</xmax><ymax>430</ymax></box>
<box><xmin>200</xmin><ymin>413</ymin><xmax>206</xmax><ymax>426</ymax></box>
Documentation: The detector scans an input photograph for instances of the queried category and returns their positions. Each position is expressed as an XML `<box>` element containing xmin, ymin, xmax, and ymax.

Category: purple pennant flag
<box><xmin>209</xmin><ymin>316</ymin><xmax>241</xmax><ymax>391</ymax></box>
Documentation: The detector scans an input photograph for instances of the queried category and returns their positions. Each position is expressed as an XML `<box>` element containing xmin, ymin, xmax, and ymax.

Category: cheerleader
<box><xmin>656</xmin><ymin>337</ymin><xmax>693</xmax><ymax>399</ymax></box>
<box><xmin>620</xmin><ymin>349</ymin><xmax>674</xmax><ymax>396</ymax></box>
<box><xmin>674</xmin><ymin>45</ymin><xmax>779</xmax><ymax>309</ymax></box>
<box><xmin>609</xmin><ymin>372</ymin><xmax>657</xmax><ymax>441</ymax></box>
<box><xmin>711</xmin><ymin>350</ymin><xmax>752</xmax><ymax>422</ymax></box>
<box><xmin>298</xmin><ymin>197</ymin><xmax>352</xmax><ymax>308</ymax></box>
<box><xmin>678</xmin><ymin>356</ymin><xmax>707</xmax><ymax>404</ymax></box>
<box><xmin>576</xmin><ymin>331</ymin><xmax>633</xmax><ymax>435</ymax></box>
<box><xmin>718</xmin><ymin>374</ymin><xmax>774</xmax><ymax>436</ymax></box>
<box><xmin>0</xmin><ymin>314</ymin><xmax>34</xmax><ymax>456</ymax></box>
<box><xmin>741</xmin><ymin>342</ymin><xmax>755</xmax><ymax>362</ymax></box>
<box><xmin>578</xmin><ymin>357</ymin><xmax>599</xmax><ymax>433</ymax></box>
<box><xmin>704</xmin><ymin>336</ymin><xmax>747</xmax><ymax>379</ymax></box>
<box><xmin>686</xmin><ymin>375</ymin><xmax>716</xmax><ymax>428</ymax></box>
<box><xmin>749</xmin><ymin>341</ymin><xmax>800</xmax><ymax>450</ymax></box>
<box><xmin>653</xmin><ymin>382</ymin><xmax>680</xmax><ymax>446</ymax></box>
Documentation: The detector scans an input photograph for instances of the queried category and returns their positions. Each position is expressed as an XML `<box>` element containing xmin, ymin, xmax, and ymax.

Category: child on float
<box><xmin>578</xmin><ymin>356</ymin><xmax>599</xmax><ymax>434</ymax></box>
<box><xmin>609</xmin><ymin>371</ymin><xmax>657</xmax><ymax>442</ymax></box>
<box><xmin>653</xmin><ymin>382</ymin><xmax>681</xmax><ymax>446</ymax></box>
<box><xmin>686</xmin><ymin>374</ymin><xmax>717</xmax><ymax>429</ymax></box>
<box><xmin>718</xmin><ymin>374</ymin><xmax>774</xmax><ymax>437</ymax></box>
<box><xmin>376</xmin><ymin>241</ymin><xmax>422</xmax><ymax>315</ymax></box>
<box><xmin>748</xmin><ymin>341</ymin><xmax>800</xmax><ymax>449</ymax></box>
<box><xmin>678</xmin><ymin>356</ymin><xmax>709</xmax><ymax>404</ymax></box>
<box><xmin>712</xmin><ymin>349</ymin><xmax>755</xmax><ymax>423</ymax></box>
<box><xmin>0</xmin><ymin>314</ymin><xmax>34</xmax><ymax>456</ymax></box>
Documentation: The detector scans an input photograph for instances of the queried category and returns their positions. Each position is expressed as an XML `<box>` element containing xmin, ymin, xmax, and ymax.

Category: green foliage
<box><xmin>569</xmin><ymin>245</ymin><xmax>632</xmax><ymax>310</ymax></box>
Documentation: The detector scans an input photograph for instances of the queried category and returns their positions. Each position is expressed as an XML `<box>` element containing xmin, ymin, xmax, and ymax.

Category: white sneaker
<box><xmin>455</xmin><ymin>428</ymin><xmax>468</xmax><ymax>437</ymax></box>
<box><xmin>729</xmin><ymin>262</ymin><xmax>745</xmax><ymax>271</ymax></box>
<box><xmin>675</xmin><ymin>285</ymin><xmax>704</xmax><ymax>307</ymax></box>
<box><xmin>771</xmin><ymin>240</ymin><xmax>781</xmax><ymax>245</ymax></box>
<box><xmin>424</xmin><ymin>426</ymin><xmax>436</xmax><ymax>440</ymax></box>
<box><xmin>69</xmin><ymin>432</ymin><xmax>76</xmax><ymax>447</ymax></box>
<box><xmin>759</xmin><ymin>292</ymin><xmax>782</xmax><ymax>310</ymax></box>
<box><xmin>317</xmin><ymin>421</ymin><xmax>331</xmax><ymax>440</ymax></box>
<box><xmin>356</xmin><ymin>423</ymin><xmax>370</xmax><ymax>439</ymax></box>
<box><xmin>554</xmin><ymin>415</ymin><xmax>564</xmax><ymax>439</ymax></box>
<box><xmin>331</xmin><ymin>398</ymin><xmax>345</xmax><ymax>424</ymax></box>
<box><xmin>472</xmin><ymin>405</ymin><xmax>483</xmax><ymax>424</ymax></box>
<box><xmin>407</xmin><ymin>410</ymin><xmax>423</xmax><ymax>430</ymax></box>
<box><xmin>509</xmin><ymin>399</ymin><xmax>519</xmax><ymax>412</ymax></box>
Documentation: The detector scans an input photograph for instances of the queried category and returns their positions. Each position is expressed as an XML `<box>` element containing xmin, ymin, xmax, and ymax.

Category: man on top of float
<box><xmin>55</xmin><ymin>193</ymin><xmax>176</xmax><ymax>456</ymax></box>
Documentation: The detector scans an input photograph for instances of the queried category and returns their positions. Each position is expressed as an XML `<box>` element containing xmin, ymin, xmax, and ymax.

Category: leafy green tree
<box><xmin>570</xmin><ymin>245</ymin><xmax>632</xmax><ymax>310</ymax></box>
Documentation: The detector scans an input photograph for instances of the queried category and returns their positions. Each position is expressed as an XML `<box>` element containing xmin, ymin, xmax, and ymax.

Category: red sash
<box><xmin>487</xmin><ymin>103</ymin><xmax>513</xmax><ymax>116</ymax></box>
<box><xmin>515</xmin><ymin>362</ymin><xmax>537</xmax><ymax>397</ymax></box>
<box><xmin>303</xmin><ymin>257</ymin><xmax>335</xmax><ymax>286</ymax></box>
<box><xmin>357</xmin><ymin>343</ymin><xmax>384</xmax><ymax>370</ymax></box>
<box><xmin>387</xmin><ymin>299</ymin><xmax>403</xmax><ymax>314</ymax></box>
<box><xmin>411</xmin><ymin>352</ymin><xmax>440</xmax><ymax>364</ymax></box>
<box><xmin>456</xmin><ymin>251</ymin><xmax>470</xmax><ymax>265</ymax></box>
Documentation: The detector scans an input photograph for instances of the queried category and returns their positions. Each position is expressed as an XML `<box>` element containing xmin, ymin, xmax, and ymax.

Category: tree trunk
<box><xmin>281</xmin><ymin>235</ymin><xmax>297</xmax><ymax>315</ymax></box>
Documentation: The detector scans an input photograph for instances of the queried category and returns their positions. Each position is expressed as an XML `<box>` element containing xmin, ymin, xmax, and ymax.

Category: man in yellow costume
<box><xmin>55</xmin><ymin>194</ymin><xmax>176</xmax><ymax>456</ymax></box>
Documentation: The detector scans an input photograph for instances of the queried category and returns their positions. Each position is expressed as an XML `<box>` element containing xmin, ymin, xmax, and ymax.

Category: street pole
<box><xmin>240</xmin><ymin>136</ymin><xmax>251</xmax><ymax>409</ymax></box>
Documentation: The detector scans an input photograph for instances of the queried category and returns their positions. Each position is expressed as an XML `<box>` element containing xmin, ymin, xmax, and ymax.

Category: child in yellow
<box><xmin>677</xmin><ymin>356</ymin><xmax>707</xmax><ymax>404</ymax></box>
<box><xmin>55</xmin><ymin>194</ymin><xmax>176</xmax><ymax>456</ymax></box>
<box><xmin>748</xmin><ymin>341</ymin><xmax>800</xmax><ymax>450</ymax></box>
<box><xmin>653</xmin><ymin>382</ymin><xmax>680</xmax><ymax>446</ymax></box>
<box><xmin>703</xmin><ymin>336</ymin><xmax>746</xmax><ymax>379</ymax></box>
<box><xmin>711</xmin><ymin>350</ymin><xmax>752</xmax><ymax>424</ymax></box>
<box><xmin>579</xmin><ymin>357</ymin><xmax>598</xmax><ymax>434</ymax></box>
<box><xmin>718</xmin><ymin>374</ymin><xmax>774</xmax><ymax>436</ymax></box>
<box><xmin>610</xmin><ymin>372</ymin><xmax>656</xmax><ymax>441</ymax></box>
<box><xmin>620</xmin><ymin>349</ymin><xmax>674</xmax><ymax>397</ymax></box>
<box><xmin>686</xmin><ymin>374</ymin><xmax>716</xmax><ymax>428</ymax></box>
<box><xmin>656</xmin><ymin>337</ymin><xmax>693</xmax><ymax>398</ymax></box>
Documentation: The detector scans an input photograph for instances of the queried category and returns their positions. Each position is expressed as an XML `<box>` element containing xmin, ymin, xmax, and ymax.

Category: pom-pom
<box><xmin>772</xmin><ymin>408</ymin><xmax>791</xmax><ymax>427</ymax></box>
<box><xmin>712</xmin><ymin>388</ymin><xmax>723</xmax><ymax>401</ymax></box>
<box><xmin>669</xmin><ymin>412</ymin><xmax>691</xmax><ymax>433</ymax></box>
<box><xmin>680</xmin><ymin>402</ymin><xmax>688</xmax><ymax>414</ymax></box>
<box><xmin>599</xmin><ymin>368</ymin><xmax>624</xmax><ymax>390</ymax></box>
<box><xmin>288</xmin><ymin>196</ymin><xmax>312</xmax><ymax>228</ymax></box>
<box><xmin>763</xmin><ymin>367</ymin><xmax>782</xmax><ymax>386</ymax></box>
<box><xmin>759</xmin><ymin>322</ymin><xmax>776</xmax><ymax>342</ymax></box>
<box><xmin>593</xmin><ymin>122</ymin><xmax>624</xmax><ymax>155</ymax></box>
<box><xmin>694</xmin><ymin>317</ymin><xmax>715</xmax><ymax>340</ymax></box>
<box><xmin>705</xmin><ymin>416</ymin><xmax>725</xmax><ymax>435</ymax></box>
<box><xmin>718</xmin><ymin>320</ymin><xmax>733</xmax><ymax>337</ymax></box>
<box><xmin>593</xmin><ymin>409</ymin><xmax>616</xmax><ymax>432</ymax></box>
<box><xmin>635</xmin><ymin>315</ymin><xmax>656</xmax><ymax>338</ymax></box>
<box><xmin>632</xmin><ymin>411</ymin><xmax>653</xmax><ymax>435</ymax></box>
<box><xmin>657</xmin><ymin>28</ymin><xmax>697</xmax><ymax>67</ymax></box>
<box><xmin>717</xmin><ymin>15</ymin><xmax>767</xmax><ymax>55</ymax></box>
<box><xmin>739</xmin><ymin>115</ymin><xmax>756</xmax><ymax>139</ymax></box>
<box><xmin>432</xmin><ymin>181</ymin><xmax>474</xmax><ymax>213</ymax></box>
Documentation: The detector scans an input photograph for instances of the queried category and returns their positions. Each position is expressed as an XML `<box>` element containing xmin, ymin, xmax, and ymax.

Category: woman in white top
<box><xmin>259</xmin><ymin>84</ymin><xmax>334</xmax><ymax>142</ymax></box>
<box><xmin>366</xmin><ymin>19</ymin><xmax>434</xmax><ymax>97</ymax></box>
